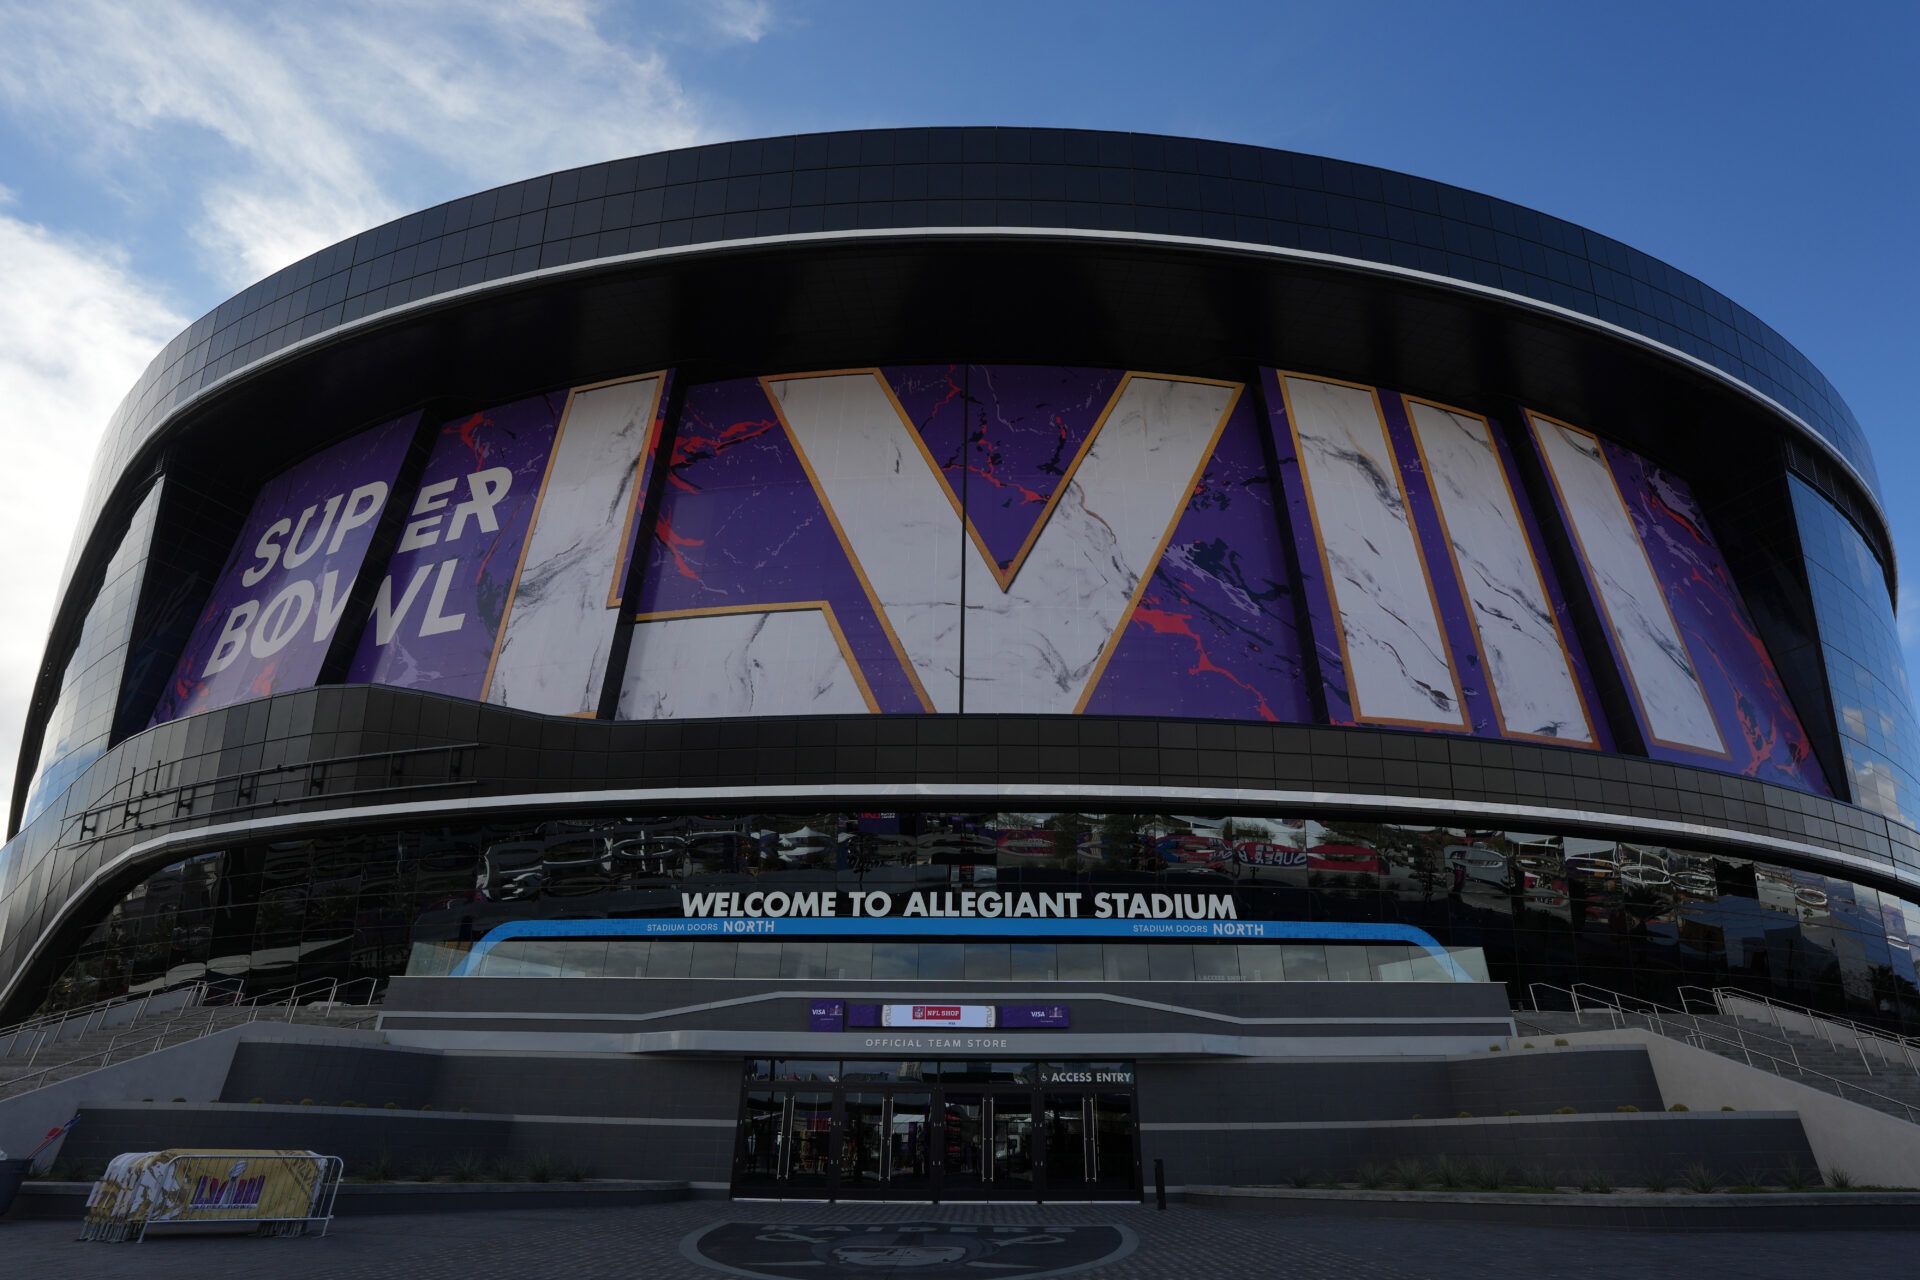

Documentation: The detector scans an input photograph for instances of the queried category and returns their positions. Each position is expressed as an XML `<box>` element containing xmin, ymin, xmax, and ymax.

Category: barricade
<box><xmin>80</xmin><ymin>1149</ymin><xmax>342</xmax><ymax>1242</ymax></box>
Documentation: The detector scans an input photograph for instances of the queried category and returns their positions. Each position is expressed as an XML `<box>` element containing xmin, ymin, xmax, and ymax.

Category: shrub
<box><xmin>1504</xmin><ymin>1109</ymin><xmax>1520</xmax><ymax>1117</ymax></box>
<box><xmin>1554</xmin><ymin>1038</ymin><xmax>1569</xmax><ymax>1047</ymax></box>
<box><xmin>1553</xmin><ymin>1106</ymin><xmax>1577</xmax><ymax>1115</ymax></box>
<box><xmin>1456</xmin><ymin>1111</ymin><xmax>1473</xmax><ymax>1119</ymax></box>
<box><xmin>1356</xmin><ymin>1163</ymin><xmax>1388</xmax><ymax>1189</ymax></box>
<box><xmin>1579</xmin><ymin>1171</ymin><xmax>1614</xmax><ymax>1194</ymax></box>
<box><xmin>1390</xmin><ymin>1159</ymin><xmax>1426</xmax><ymax>1190</ymax></box>
<box><xmin>383</xmin><ymin>1102</ymin><xmax>399</xmax><ymax>1110</ymax></box>
<box><xmin>361</xmin><ymin>1152</ymin><xmax>396</xmax><ymax>1184</ymax></box>
<box><xmin>420</xmin><ymin>1104</ymin><xmax>434</xmax><ymax>1111</ymax></box>
<box><xmin>298</xmin><ymin>1098</ymin><xmax>315</xmax><ymax>1107</ymax></box>
<box><xmin>1287</xmin><ymin>1169</ymin><xmax>1317</xmax><ymax>1188</ymax></box>
<box><xmin>1429</xmin><ymin>1155</ymin><xmax>1463</xmax><ymax>1189</ymax></box>
<box><xmin>1489</xmin><ymin>1045</ymin><xmax>1502</xmax><ymax>1052</ymax></box>
<box><xmin>1642</xmin><ymin>1170</ymin><xmax>1672</xmax><ymax>1193</ymax></box>
<box><xmin>1668</xmin><ymin>1103</ymin><xmax>1689</xmax><ymax>1112</ymax></box>
<box><xmin>1826</xmin><ymin>1166</ymin><xmax>1855</xmax><ymax>1189</ymax></box>
<box><xmin>1523</xmin><ymin>1042</ymin><xmax>1536</xmax><ymax>1049</ymax></box>
<box><xmin>248</xmin><ymin>1096</ymin><xmax>265</xmax><ymax>1105</ymax></box>
<box><xmin>1616</xmin><ymin>1105</ymin><xmax>1640</xmax><ymax>1113</ymax></box>
<box><xmin>1411</xmin><ymin>1113</ymin><xmax>1422</xmax><ymax>1120</ymax></box>
<box><xmin>448</xmin><ymin>1152</ymin><xmax>487</xmax><ymax>1183</ymax></box>
<box><xmin>171</xmin><ymin>1097</ymin><xmax>186</xmax><ymax>1103</ymax></box>
<box><xmin>1782</xmin><ymin>1160</ymin><xmax>1812</xmax><ymax>1191</ymax></box>
<box><xmin>1468</xmin><ymin>1161</ymin><xmax>1506</xmax><ymax>1191</ymax></box>
<box><xmin>526</xmin><ymin>1153</ymin><xmax>559</xmax><ymax>1184</ymax></box>
<box><xmin>1720</xmin><ymin>1105</ymin><xmax>1736</xmax><ymax>1112</ymax></box>
<box><xmin>1682</xmin><ymin>1163</ymin><xmax>1718</xmax><ymax>1193</ymax></box>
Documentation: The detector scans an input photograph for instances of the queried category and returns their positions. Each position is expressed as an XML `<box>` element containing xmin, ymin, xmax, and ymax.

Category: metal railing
<box><xmin>1523</xmin><ymin>981</ymin><xmax>1919</xmax><ymax>1124</ymax></box>
<box><xmin>0</xmin><ymin>979</ymin><xmax>227</xmax><ymax>1060</ymax></box>
<box><xmin>1680</xmin><ymin>985</ymin><xmax>1920</xmax><ymax>1079</ymax></box>
<box><xmin>0</xmin><ymin>977</ymin><xmax>383</xmax><ymax>1098</ymax></box>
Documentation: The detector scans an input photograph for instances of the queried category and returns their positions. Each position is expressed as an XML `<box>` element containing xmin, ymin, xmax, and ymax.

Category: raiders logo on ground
<box><xmin>682</xmin><ymin>1221</ymin><xmax>1137</xmax><ymax>1278</ymax></box>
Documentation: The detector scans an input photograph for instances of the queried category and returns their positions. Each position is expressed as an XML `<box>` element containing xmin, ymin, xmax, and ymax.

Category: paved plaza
<box><xmin>2</xmin><ymin>1199</ymin><xmax>1913</xmax><ymax>1278</ymax></box>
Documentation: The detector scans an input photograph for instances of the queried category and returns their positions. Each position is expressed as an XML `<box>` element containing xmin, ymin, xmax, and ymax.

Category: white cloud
<box><xmin>704</xmin><ymin>0</ymin><xmax>777</xmax><ymax>42</ymax></box>
<box><xmin>0</xmin><ymin>196</ymin><xmax>187</xmax><ymax>800</ymax></box>
<box><xmin>0</xmin><ymin>0</ymin><xmax>716</xmax><ymax>290</ymax></box>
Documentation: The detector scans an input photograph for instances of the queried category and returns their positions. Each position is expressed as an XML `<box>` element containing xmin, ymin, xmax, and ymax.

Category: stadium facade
<box><xmin>4</xmin><ymin>128</ymin><xmax>1918</xmax><ymax>1199</ymax></box>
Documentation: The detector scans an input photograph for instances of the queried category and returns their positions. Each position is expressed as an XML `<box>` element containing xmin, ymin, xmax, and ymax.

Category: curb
<box><xmin>1184</xmin><ymin>1185</ymin><xmax>1920</xmax><ymax>1231</ymax></box>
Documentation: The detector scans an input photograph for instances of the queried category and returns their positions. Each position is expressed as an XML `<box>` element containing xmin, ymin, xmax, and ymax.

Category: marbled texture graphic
<box><xmin>1530</xmin><ymin>414</ymin><xmax>1724</xmax><ymax>755</ymax></box>
<box><xmin>1405</xmin><ymin>399</ymin><xmax>1594</xmax><ymax>745</ymax></box>
<box><xmin>347</xmin><ymin>393</ymin><xmax>564</xmax><ymax>697</ymax></box>
<box><xmin>621</xmin><ymin>377</ymin><xmax>925</xmax><ymax>717</ymax></box>
<box><xmin>1081</xmin><ymin>390</ymin><xmax>1311</xmax><ymax>722</ymax></box>
<box><xmin>1608</xmin><ymin>442</ymin><xmax>1830</xmax><ymax>793</ymax></box>
<box><xmin>486</xmin><ymin>375</ymin><xmax>665</xmax><ymax>715</ymax></box>
<box><xmin>152</xmin><ymin>412</ymin><xmax>418</xmax><ymax>725</ymax></box>
<box><xmin>618</xmin><ymin>607</ymin><xmax>872</xmax><ymax>719</ymax></box>
<box><xmin>961</xmin><ymin>375</ymin><xmax>1237</xmax><ymax>714</ymax></box>
<box><xmin>1281</xmin><ymin>375</ymin><xmax>1465</xmax><ymax>728</ymax></box>
<box><xmin>886</xmin><ymin>364</ymin><xmax>1125</xmax><ymax>581</ymax></box>
<box><xmin>767</xmin><ymin>372</ymin><xmax>963</xmax><ymax>711</ymax></box>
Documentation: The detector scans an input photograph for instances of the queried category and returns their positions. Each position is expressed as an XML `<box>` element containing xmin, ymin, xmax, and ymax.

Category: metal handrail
<box><xmin>1528</xmin><ymin>981</ymin><xmax>1799</xmax><ymax>1070</ymax></box>
<box><xmin>1686</xmin><ymin>984</ymin><xmax>1920</xmax><ymax>1078</ymax></box>
<box><xmin>1526</xmin><ymin>980</ymin><xmax>1918</xmax><ymax>1125</ymax></box>
<box><xmin>1569</xmin><ymin>982</ymin><xmax>1802</xmax><ymax>1069</ymax></box>
<box><xmin>0</xmin><ymin>980</ymin><xmax>223</xmax><ymax>1064</ymax></box>
<box><xmin>0</xmin><ymin>1001</ymin><xmax>381</xmax><ymax>1098</ymax></box>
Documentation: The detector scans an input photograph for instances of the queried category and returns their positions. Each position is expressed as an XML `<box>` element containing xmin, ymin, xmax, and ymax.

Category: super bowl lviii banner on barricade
<box><xmin>150</xmin><ymin>415</ymin><xmax>419</xmax><ymax>724</ymax></box>
<box><xmin>81</xmin><ymin>1149</ymin><xmax>335</xmax><ymax>1241</ymax></box>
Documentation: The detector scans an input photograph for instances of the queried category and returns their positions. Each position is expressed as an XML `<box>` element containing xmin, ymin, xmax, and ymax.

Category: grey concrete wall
<box><xmin>219</xmin><ymin>1042</ymin><xmax>738</xmax><ymax>1121</ymax></box>
<box><xmin>57</xmin><ymin>1102</ymin><xmax>733</xmax><ymax>1184</ymax></box>
<box><xmin>1143</xmin><ymin>1112</ymin><xmax>1817</xmax><ymax>1187</ymax></box>
<box><xmin>1138</xmin><ymin>1046</ymin><xmax>1662</xmax><ymax>1126</ymax></box>
<box><xmin>1553</xmin><ymin>1028</ymin><xmax>1920</xmax><ymax>1187</ymax></box>
<box><xmin>0</xmin><ymin>1022</ymin><xmax>381</xmax><ymax>1159</ymax></box>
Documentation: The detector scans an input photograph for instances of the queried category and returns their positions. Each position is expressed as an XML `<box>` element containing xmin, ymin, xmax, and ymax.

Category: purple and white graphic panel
<box><xmin>1274</xmin><ymin>373</ymin><xmax>1465</xmax><ymax>729</ymax></box>
<box><xmin>1082</xmin><ymin>389</ymin><xmax>1312</xmax><ymax>723</ymax></box>
<box><xmin>346</xmin><ymin>394</ymin><xmax>565</xmax><ymax>698</ymax></box>
<box><xmin>961</xmin><ymin>373</ymin><xmax>1239</xmax><ymax>714</ymax></box>
<box><xmin>1605</xmin><ymin>441</ymin><xmax>1830</xmax><ymax>793</ymax></box>
<box><xmin>152</xmin><ymin>413</ymin><xmax>418</xmax><ymax>725</ymax></box>
<box><xmin>768</xmin><ymin>370</ymin><xmax>963</xmax><ymax>712</ymax></box>
<box><xmin>1402</xmin><ymin>398</ymin><xmax>1596</xmax><ymax>746</ymax></box>
<box><xmin>487</xmin><ymin>373</ymin><xmax>671</xmax><ymax>715</ymax></box>
<box><xmin>1528</xmin><ymin>413</ymin><xmax>1724</xmax><ymax>755</ymax></box>
<box><xmin>618</xmin><ymin>377</ymin><xmax>924</xmax><ymax>718</ymax></box>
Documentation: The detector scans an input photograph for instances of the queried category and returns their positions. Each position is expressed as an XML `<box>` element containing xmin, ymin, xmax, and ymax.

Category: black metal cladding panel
<box><xmin>80</xmin><ymin>128</ymin><xmax>1878</xmax><ymax>555</ymax></box>
<box><xmin>4</xmin><ymin>681</ymin><xmax>1920</xmax><ymax>1021</ymax></box>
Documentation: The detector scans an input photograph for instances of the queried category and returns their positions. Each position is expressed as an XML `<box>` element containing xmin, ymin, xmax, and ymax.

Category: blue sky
<box><xmin>0</xmin><ymin>0</ymin><xmax>1914</xmax><ymax>784</ymax></box>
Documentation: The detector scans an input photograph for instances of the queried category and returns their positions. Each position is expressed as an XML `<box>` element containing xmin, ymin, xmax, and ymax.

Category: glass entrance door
<box><xmin>991</xmin><ymin>1096</ymin><xmax>1035</xmax><ymax>1197</ymax></box>
<box><xmin>1043</xmin><ymin>1092</ymin><xmax>1091</xmax><ymax>1189</ymax></box>
<box><xmin>1092</xmin><ymin>1093</ymin><xmax>1138</xmax><ymax>1194</ymax></box>
<box><xmin>785</xmin><ymin>1091</ymin><xmax>835</xmax><ymax>1190</ymax></box>
<box><xmin>838</xmin><ymin>1092</ymin><xmax>885</xmax><ymax>1194</ymax></box>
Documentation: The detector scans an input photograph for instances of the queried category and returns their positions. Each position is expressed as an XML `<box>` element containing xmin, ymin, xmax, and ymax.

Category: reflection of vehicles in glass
<box><xmin>1446</xmin><ymin>844</ymin><xmax>1510</xmax><ymax>889</ymax></box>
<box><xmin>1675</xmin><ymin>870</ymin><xmax>1718</xmax><ymax>899</ymax></box>
<box><xmin>1306</xmin><ymin>844</ymin><xmax>1382</xmax><ymax>875</ymax></box>
<box><xmin>1156</xmin><ymin>833</ymin><xmax>1230</xmax><ymax>870</ymax></box>
<box><xmin>1619</xmin><ymin>864</ymin><xmax>1674</xmax><ymax>891</ymax></box>
<box><xmin>1563</xmin><ymin>853</ymin><xmax>1620</xmax><ymax>881</ymax></box>
<box><xmin>1506</xmin><ymin>834</ymin><xmax>1560</xmax><ymax>874</ymax></box>
<box><xmin>1793</xmin><ymin>886</ymin><xmax>1831</xmax><ymax>912</ymax></box>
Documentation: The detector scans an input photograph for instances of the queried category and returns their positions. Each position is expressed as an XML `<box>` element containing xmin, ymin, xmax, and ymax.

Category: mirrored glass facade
<box><xmin>1791</xmin><ymin>477</ymin><xmax>1920</xmax><ymax>822</ymax></box>
<box><xmin>39</xmin><ymin>809</ymin><xmax>1920</xmax><ymax>1034</ymax></box>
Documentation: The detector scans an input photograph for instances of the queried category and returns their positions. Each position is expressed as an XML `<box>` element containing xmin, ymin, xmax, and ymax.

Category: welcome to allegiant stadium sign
<box><xmin>679</xmin><ymin>889</ymin><xmax>1239</xmax><ymax>920</ymax></box>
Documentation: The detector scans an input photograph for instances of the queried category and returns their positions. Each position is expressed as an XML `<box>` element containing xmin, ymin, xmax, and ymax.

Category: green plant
<box><xmin>1411</xmin><ymin>1113</ymin><xmax>1422</xmax><ymax>1120</ymax></box>
<box><xmin>1578</xmin><ymin>1171</ymin><xmax>1614</xmax><ymax>1194</ymax></box>
<box><xmin>1516</xmin><ymin>1167</ymin><xmax>1558</xmax><ymax>1193</ymax></box>
<box><xmin>1523</xmin><ymin>1042</ymin><xmax>1536</xmax><ymax>1049</ymax></box>
<box><xmin>1286</xmin><ymin>1168</ymin><xmax>1317</xmax><ymax>1188</ymax></box>
<box><xmin>248</xmin><ymin>1096</ymin><xmax>265</xmax><ymax>1105</ymax></box>
<box><xmin>1356</xmin><ymin>1163</ymin><xmax>1388</xmax><ymax>1190</ymax></box>
<box><xmin>1504</xmin><ymin>1109</ymin><xmax>1520</xmax><ymax>1117</ymax></box>
<box><xmin>298</xmin><ymin>1098</ymin><xmax>315</xmax><ymax>1106</ymax></box>
<box><xmin>447</xmin><ymin>1152</ymin><xmax>487</xmax><ymax>1183</ymax></box>
<box><xmin>526</xmin><ymin>1153</ymin><xmax>559</xmax><ymax>1184</ymax></box>
<box><xmin>1720</xmin><ymin>1105</ymin><xmax>1736</xmax><ymax>1112</ymax></box>
<box><xmin>1468</xmin><ymin>1161</ymin><xmax>1506</xmax><ymax>1191</ymax></box>
<box><xmin>383</xmin><ymin>1101</ymin><xmax>399</xmax><ymax>1110</ymax></box>
<box><xmin>1553</xmin><ymin>1106</ymin><xmax>1576</xmax><ymax>1115</ymax></box>
<box><xmin>1489</xmin><ymin>1045</ymin><xmax>1502</xmax><ymax>1052</ymax></box>
<box><xmin>1682</xmin><ymin>1163</ymin><xmax>1718</xmax><ymax>1193</ymax></box>
<box><xmin>171</xmin><ymin>1097</ymin><xmax>186</xmax><ymax>1103</ymax></box>
<box><xmin>1782</xmin><ymin>1160</ymin><xmax>1811</xmax><ymax>1191</ymax></box>
<box><xmin>1553</xmin><ymin>1038</ymin><xmax>1569</xmax><ymax>1047</ymax></box>
<box><xmin>1668</xmin><ymin>1103</ymin><xmax>1689</xmax><ymax>1112</ymax></box>
<box><xmin>1825</xmin><ymin>1166</ymin><xmax>1855</xmax><ymax>1189</ymax></box>
<box><xmin>420</xmin><ymin>1104</ymin><xmax>434</xmax><ymax>1111</ymax></box>
<box><xmin>1642</xmin><ymin>1171</ymin><xmax>1672</xmax><ymax>1193</ymax></box>
<box><xmin>563</xmin><ymin>1162</ymin><xmax>589</xmax><ymax>1183</ymax></box>
<box><xmin>1390</xmin><ymin>1158</ymin><xmax>1426</xmax><ymax>1190</ymax></box>
<box><xmin>361</xmin><ymin>1152</ymin><xmax>396</xmax><ymax>1184</ymax></box>
<box><xmin>1431</xmin><ymin>1156</ymin><xmax>1466</xmax><ymax>1189</ymax></box>
<box><xmin>1456</xmin><ymin>1111</ymin><xmax>1473</xmax><ymax>1119</ymax></box>
<box><xmin>1616</xmin><ymin>1105</ymin><xmax>1640</xmax><ymax>1113</ymax></box>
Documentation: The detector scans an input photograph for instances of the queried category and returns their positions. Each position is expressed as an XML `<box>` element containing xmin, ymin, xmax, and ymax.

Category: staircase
<box><xmin>1516</xmin><ymin>986</ymin><xmax>1920</xmax><ymax>1127</ymax></box>
<box><xmin>0</xmin><ymin>981</ymin><xmax>381</xmax><ymax>1102</ymax></box>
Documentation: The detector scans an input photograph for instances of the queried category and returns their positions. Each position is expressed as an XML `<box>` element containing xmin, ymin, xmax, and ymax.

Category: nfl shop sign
<box><xmin>882</xmin><ymin>1004</ymin><xmax>997</xmax><ymax>1028</ymax></box>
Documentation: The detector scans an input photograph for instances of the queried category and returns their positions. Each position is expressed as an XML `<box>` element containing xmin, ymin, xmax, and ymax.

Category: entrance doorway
<box><xmin>732</xmin><ymin>1060</ymin><xmax>1139</xmax><ymax>1202</ymax></box>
